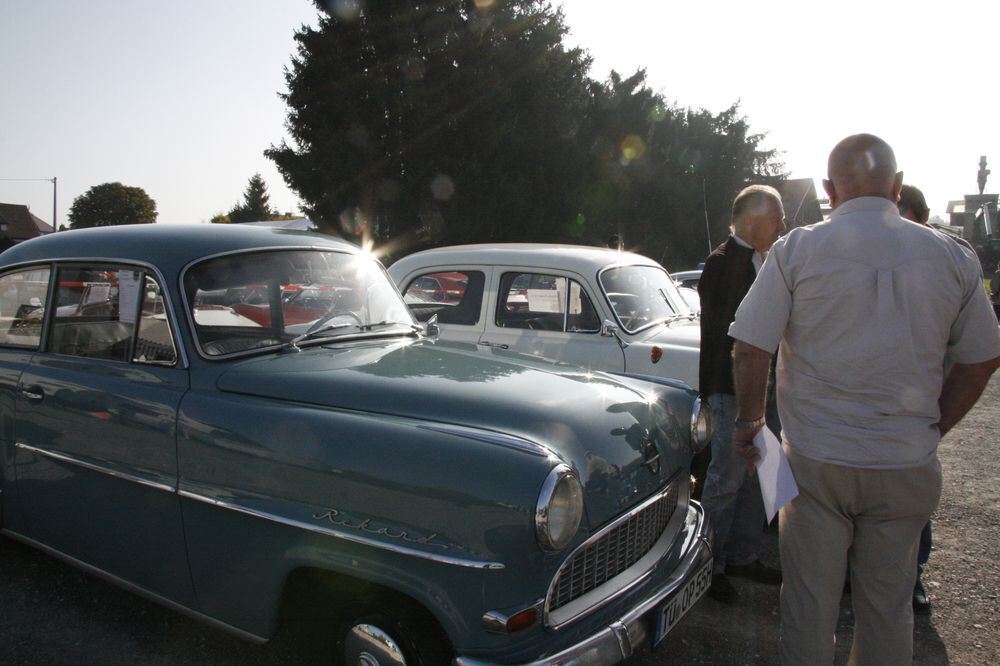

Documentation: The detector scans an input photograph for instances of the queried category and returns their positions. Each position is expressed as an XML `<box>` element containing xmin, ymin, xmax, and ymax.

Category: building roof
<box><xmin>0</xmin><ymin>203</ymin><xmax>50</xmax><ymax>241</ymax></box>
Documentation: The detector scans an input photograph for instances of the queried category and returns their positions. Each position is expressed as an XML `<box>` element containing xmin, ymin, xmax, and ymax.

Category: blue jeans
<box><xmin>701</xmin><ymin>393</ymin><xmax>780</xmax><ymax>573</ymax></box>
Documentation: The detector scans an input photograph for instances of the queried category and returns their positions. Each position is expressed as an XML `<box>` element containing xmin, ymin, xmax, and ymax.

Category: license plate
<box><xmin>653</xmin><ymin>560</ymin><xmax>713</xmax><ymax>646</ymax></box>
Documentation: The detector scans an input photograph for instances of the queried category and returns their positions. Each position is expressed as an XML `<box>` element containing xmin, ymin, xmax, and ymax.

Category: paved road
<box><xmin>2</xmin><ymin>376</ymin><xmax>996</xmax><ymax>664</ymax></box>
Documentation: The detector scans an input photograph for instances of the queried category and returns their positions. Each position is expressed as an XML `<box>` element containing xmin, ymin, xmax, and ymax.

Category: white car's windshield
<box><xmin>184</xmin><ymin>249</ymin><xmax>414</xmax><ymax>356</ymax></box>
<box><xmin>599</xmin><ymin>265</ymin><xmax>693</xmax><ymax>333</ymax></box>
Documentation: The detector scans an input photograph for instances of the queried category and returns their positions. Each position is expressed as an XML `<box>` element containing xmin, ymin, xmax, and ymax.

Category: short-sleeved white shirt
<box><xmin>729</xmin><ymin>197</ymin><xmax>1000</xmax><ymax>468</ymax></box>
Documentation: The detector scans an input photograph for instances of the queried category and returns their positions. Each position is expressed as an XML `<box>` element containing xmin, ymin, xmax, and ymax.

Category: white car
<box><xmin>389</xmin><ymin>244</ymin><xmax>701</xmax><ymax>389</ymax></box>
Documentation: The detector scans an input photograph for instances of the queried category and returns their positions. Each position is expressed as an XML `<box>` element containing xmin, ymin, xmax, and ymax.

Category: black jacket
<box><xmin>698</xmin><ymin>236</ymin><xmax>756</xmax><ymax>397</ymax></box>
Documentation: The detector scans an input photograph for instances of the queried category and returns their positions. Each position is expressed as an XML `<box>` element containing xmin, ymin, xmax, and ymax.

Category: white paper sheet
<box><xmin>754</xmin><ymin>426</ymin><xmax>798</xmax><ymax>523</ymax></box>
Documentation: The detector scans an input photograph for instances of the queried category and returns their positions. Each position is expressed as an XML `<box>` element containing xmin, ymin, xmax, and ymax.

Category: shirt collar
<box><xmin>829</xmin><ymin>196</ymin><xmax>900</xmax><ymax>219</ymax></box>
<box><xmin>732</xmin><ymin>233</ymin><xmax>753</xmax><ymax>249</ymax></box>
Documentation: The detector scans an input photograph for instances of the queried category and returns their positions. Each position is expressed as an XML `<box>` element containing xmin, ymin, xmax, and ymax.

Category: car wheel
<box><xmin>334</xmin><ymin>602</ymin><xmax>451</xmax><ymax>666</ymax></box>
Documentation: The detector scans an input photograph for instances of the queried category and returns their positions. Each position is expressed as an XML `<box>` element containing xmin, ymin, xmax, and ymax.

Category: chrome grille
<box><xmin>549</xmin><ymin>483</ymin><xmax>678</xmax><ymax>612</ymax></box>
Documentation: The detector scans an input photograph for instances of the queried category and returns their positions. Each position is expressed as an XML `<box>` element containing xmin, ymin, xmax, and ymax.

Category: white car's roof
<box><xmin>389</xmin><ymin>243</ymin><xmax>663</xmax><ymax>277</ymax></box>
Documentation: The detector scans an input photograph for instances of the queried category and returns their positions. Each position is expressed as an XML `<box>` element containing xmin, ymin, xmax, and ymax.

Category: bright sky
<box><xmin>2</xmin><ymin>0</ymin><xmax>997</xmax><ymax>228</ymax></box>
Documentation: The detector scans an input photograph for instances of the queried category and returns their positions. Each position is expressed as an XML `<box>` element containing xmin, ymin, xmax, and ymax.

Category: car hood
<box><xmin>624</xmin><ymin>319</ymin><xmax>701</xmax><ymax>389</ymax></box>
<box><xmin>632</xmin><ymin>318</ymin><xmax>700</xmax><ymax>348</ymax></box>
<box><xmin>215</xmin><ymin>338</ymin><xmax>694</xmax><ymax>527</ymax></box>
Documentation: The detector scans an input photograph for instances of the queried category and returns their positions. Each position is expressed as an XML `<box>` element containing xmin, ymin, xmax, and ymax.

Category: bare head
<box><xmin>898</xmin><ymin>184</ymin><xmax>929</xmax><ymax>225</ymax></box>
<box><xmin>731</xmin><ymin>184</ymin><xmax>786</xmax><ymax>253</ymax></box>
<box><xmin>822</xmin><ymin>134</ymin><xmax>903</xmax><ymax>208</ymax></box>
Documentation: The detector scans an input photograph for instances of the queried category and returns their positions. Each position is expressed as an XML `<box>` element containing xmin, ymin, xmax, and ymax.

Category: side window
<box><xmin>133</xmin><ymin>275</ymin><xmax>178</xmax><ymax>365</ymax></box>
<box><xmin>0</xmin><ymin>266</ymin><xmax>51</xmax><ymax>349</ymax></box>
<box><xmin>497</xmin><ymin>272</ymin><xmax>598</xmax><ymax>333</ymax></box>
<box><xmin>402</xmin><ymin>271</ymin><xmax>484</xmax><ymax>325</ymax></box>
<box><xmin>48</xmin><ymin>267</ymin><xmax>135</xmax><ymax>362</ymax></box>
<box><xmin>567</xmin><ymin>280</ymin><xmax>600</xmax><ymax>333</ymax></box>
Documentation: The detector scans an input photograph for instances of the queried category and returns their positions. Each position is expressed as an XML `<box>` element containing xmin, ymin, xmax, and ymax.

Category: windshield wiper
<box><xmin>359</xmin><ymin>320</ymin><xmax>422</xmax><ymax>333</ymax></box>
<box><xmin>283</xmin><ymin>320</ymin><xmax>420</xmax><ymax>353</ymax></box>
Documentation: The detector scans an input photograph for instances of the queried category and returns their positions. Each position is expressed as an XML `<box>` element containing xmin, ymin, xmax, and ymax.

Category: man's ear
<box><xmin>891</xmin><ymin>171</ymin><xmax>904</xmax><ymax>201</ymax></box>
<box><xmin>822</xmin><ymin>178</ymin><xmax>837</xmax><ymax>209</ymax></box>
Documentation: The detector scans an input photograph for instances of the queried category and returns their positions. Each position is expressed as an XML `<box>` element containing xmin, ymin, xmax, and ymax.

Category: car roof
<box><xmin>670</xmin><ymin>269</ymin><xmax>702</xmax><ymax>279</ymax></box>
<box><xmin>389</xmin><ymin>243</ymin><xmax>662</xmax><ymax>277</ymax></box>
<box><xmin>0</xmin><ymin>224</ymin><xmax>358</xmax><ymax>278</ymax></box>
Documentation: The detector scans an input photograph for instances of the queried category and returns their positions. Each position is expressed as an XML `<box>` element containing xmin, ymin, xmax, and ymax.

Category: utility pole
<box><xmin>0</xmin><ymin>177</ymin><xmax>58</xmax><ymax>232</ymax></box>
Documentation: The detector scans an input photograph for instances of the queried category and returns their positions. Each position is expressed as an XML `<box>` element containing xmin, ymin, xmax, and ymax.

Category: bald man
<box><xmin>728</xmin><ymin>134</ymin><xmax>999</xmax><ymax>664</ymax></box>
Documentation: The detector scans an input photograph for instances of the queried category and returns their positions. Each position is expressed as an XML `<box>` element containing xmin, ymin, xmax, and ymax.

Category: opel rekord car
<box><xmin>0</xmin><ymin>225</ymin><xmax>712</xmax><ymax>665</ymax></box>
<box><xmin>388</xmin><ymin>245</ymin><xmax>701</xmax><ymax>391</ymax></box>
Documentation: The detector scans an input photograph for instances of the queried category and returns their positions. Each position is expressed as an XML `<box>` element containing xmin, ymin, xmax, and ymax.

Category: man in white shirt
<box><xmin>728</xmin><ymin>134</ymin><xmax>1000</xmax><ymax>664</ymax></box>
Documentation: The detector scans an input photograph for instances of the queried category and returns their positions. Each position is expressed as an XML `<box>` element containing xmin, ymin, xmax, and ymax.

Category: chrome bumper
<box><xmin>454</xmin><ymin>501</ymin><xmax>713</xmax><ymax>666</ymax></box>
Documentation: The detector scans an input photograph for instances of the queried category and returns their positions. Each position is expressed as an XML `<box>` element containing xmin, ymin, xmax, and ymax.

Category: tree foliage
<box><xmin>268</xmin><ymin>0</ymin><xmax>783</xmax><ymax>267</ymax></box>
<box><xmin>224</xmin><ymin>173</ymin><xmax>275</xmax><ymax>223</ymax></box>
<box><xmin>68</xmin><ymin>182</ymin><xmax>157</xmax><ymax>229</ymax></box>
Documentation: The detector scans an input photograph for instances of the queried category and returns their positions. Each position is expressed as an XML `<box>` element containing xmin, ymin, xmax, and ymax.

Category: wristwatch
<box><xmin>733</xmin><ymin>415</ymin><xmax>766</xmax><ymax>430</ymax></box>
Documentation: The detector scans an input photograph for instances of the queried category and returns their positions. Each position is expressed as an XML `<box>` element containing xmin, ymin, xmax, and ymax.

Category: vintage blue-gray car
<box><xmin>0</xmin><ymin>225</ymin><xmax>712</xmax><ymax>665</ymax></box>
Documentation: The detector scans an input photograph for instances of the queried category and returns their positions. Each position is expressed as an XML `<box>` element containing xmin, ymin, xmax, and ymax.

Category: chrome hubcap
<box><xmin>343</xmin><ymin>623</ymin><xmax>407</xmax><ymax>666</ymax></box>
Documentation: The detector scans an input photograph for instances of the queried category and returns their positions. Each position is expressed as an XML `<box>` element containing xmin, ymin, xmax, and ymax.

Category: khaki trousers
<box><xmin>779</xmin><ymin>446</ymin><xmax>942</xmax><ymax>665</ymax></box>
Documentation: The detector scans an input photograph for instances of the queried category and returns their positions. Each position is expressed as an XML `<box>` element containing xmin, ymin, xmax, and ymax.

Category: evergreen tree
<box><xmin>227</xmin><ymin>173</ymin><xmax>274</xmax><ymax>223</ymax></box>
<box><xmin>268</xmin><ymin>1</ymin><xmax>784</xmax><ymax>267</ymax></box>
<box><xmin>267</xmin><ymin>0</ymin><xmax>593</xmax><ymax>246</ymax></box>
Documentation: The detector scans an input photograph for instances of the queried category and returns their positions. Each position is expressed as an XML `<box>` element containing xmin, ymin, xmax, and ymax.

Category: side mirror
<box><xmin>423</xmin><ymin>313</ymin><xmax>440</xmax><ymax>339</ymax></box>
<box><xmin>602</xmin><ymin>319</ymin><xmax>629</xmax><ymax>349</ymax></box>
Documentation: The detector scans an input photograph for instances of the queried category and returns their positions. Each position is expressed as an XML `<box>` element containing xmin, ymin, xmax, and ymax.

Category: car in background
<box><xmin>670</xmin><ymin>269</ymin><xmax>702</xmax><ymax>291</ymax></box>
<box><xmin>389</xmin><ymin>244</ymin><xmax>702</xmax><ymax>391</ymax></box>
<box><xmin>0</xmin><ymin>225</ymin><xmax>712</xmax><ymax>665</ymax></box>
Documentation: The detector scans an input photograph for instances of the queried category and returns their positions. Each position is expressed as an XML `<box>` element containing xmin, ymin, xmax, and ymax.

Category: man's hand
<box><xmin>732</xmin><ymin>426</ymin><xmax>761</xmax><ymax>474</ymax></box>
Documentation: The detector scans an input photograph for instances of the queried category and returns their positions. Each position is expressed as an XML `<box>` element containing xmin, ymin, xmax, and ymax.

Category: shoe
<box><xmin>913</xmin><ymin>578</ymin><xmax>930</xmax><ymax>612</ymax></box>
<box><xmin>726</xmin><ymin>560</ymin><xmax>782</xmax><ymax>585</ymax></box>
<box><xmin>707</xmin><ymin>574</ymin><xmax>737</xmax><ymax>603</ymax></box>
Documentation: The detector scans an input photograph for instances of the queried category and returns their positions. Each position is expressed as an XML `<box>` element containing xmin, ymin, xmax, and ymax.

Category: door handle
<box><xmin>19</xmin><ymin>386</ymin><xmax>44</xmax><ymax>401</ymax></box>
<box><xmin>478</xmin><ymin>341</ymin><xmax>509</xmax><ymax>350</ymax></box>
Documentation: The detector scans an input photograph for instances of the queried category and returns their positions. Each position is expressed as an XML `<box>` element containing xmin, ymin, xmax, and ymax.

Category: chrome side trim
<box><xmin>0</xmin><ymin>528</ymin><xmax>267</xmax><ymax>645</ymax></box>
<box><xmin>417</xmin><ymin>423</ymin><xmax>553</xmax><ymax>457</ymax></box>
<box><xmin>177</xmin><ymin>488</ymin><xmax>505</xmax><ymax>571</ymax></box>
<box><xmin>15</xmin><ymin>443</ymin><xmax>176</xmax><ymax>494</ymax></box>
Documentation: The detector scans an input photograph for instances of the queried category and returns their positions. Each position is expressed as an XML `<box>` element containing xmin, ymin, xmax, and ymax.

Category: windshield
<box><xmin>184</xmin><ymin>249</ymin><xmax>414</xmax><ymax>357</ymax></box>
<box><xmin>599</xmin><ymin>264</ymin><xmax>693</xmax><ymax>333</ymax></box>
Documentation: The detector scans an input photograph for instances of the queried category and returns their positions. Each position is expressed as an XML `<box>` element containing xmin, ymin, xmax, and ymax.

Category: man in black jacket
<box><xmin>698</xmin><ymin>184</ymin><xmax>785</xmax><ymax>602</ymax></box>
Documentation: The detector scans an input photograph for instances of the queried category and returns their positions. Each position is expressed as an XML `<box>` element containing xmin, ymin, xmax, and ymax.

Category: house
<box><xmin>0</xmin><ymin>203</ymin><xmax>52</xmax><ymax>252</ymax></box>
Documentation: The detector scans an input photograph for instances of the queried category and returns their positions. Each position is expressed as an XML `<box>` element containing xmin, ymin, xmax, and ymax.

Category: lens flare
<box><xmin>620</xmin><ymin>135</ymin><xmax>646</xmax><ymax>164</ymax></box>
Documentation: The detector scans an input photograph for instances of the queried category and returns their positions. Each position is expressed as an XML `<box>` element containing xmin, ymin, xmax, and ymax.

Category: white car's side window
<box><xmin>496</xmin><ymin>272</ymin><xmax>599</xmax><ymax>333</ymax></box>
<box><xmin>403</xmin><ymin>270</ymin><xmax>484</xmax><ymax>325</ymax></box>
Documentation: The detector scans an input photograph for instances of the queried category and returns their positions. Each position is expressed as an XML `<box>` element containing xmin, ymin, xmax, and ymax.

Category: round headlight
<box><xmin>535</xmin><ymin>465</ymin><xmax>583</xmax><ymax>552</ymax></box>
<box><xmin>690</xmin><ymin>396</ymin><xmax>713</xmax><ymax>454</ymax></box>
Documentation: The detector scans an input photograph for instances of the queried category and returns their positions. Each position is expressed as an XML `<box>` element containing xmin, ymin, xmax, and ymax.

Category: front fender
<box><xmin>176</xmin><ymin>391</ymin><xmax>553</xmax><ymax>641</ymax></box>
